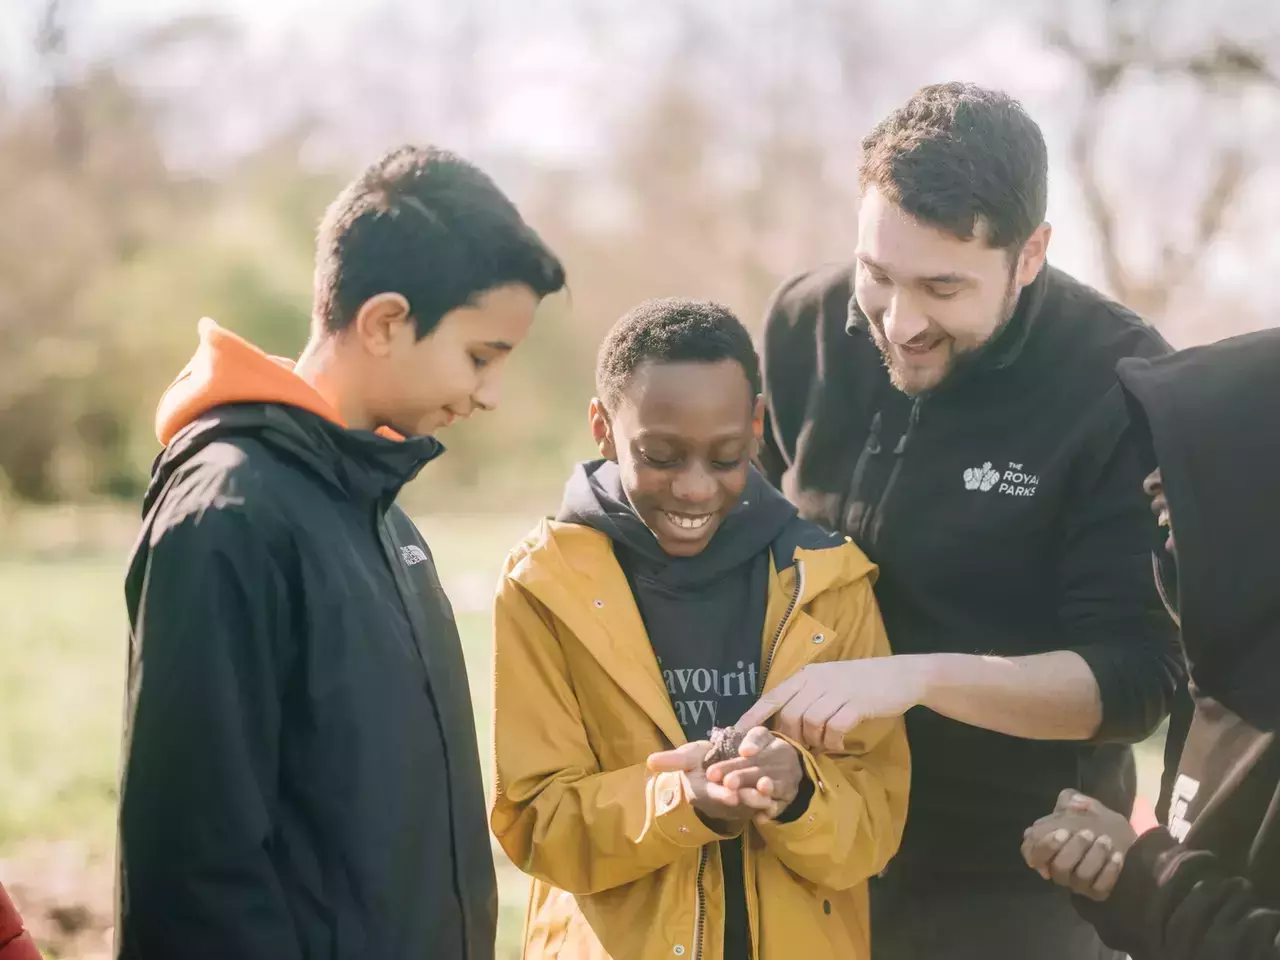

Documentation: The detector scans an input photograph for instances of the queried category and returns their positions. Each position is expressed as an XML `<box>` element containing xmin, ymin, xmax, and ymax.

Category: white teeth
<box><xmin>665</xmin><ymin>512</ymin><xmax>712</xmax><ymax>530</ymax></box>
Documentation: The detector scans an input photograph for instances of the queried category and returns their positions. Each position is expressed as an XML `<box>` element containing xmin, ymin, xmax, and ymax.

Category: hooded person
<box><xmin>489</xmin><ymin>299</ymin><xmax>910</xmax><ymax>960</ymax></box>
<box><xmin>116</xmin><ymin>145</ymin><xmax>565</xmax><ymax>960</ymax></box>
<box><xmin>1021</xmin><ymin>326</ymin><xmax>1280</xmax><ymax>959</ymax></box>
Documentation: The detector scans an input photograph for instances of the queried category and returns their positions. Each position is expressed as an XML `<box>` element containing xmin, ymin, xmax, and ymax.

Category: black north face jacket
<box><xmin>116</xmin><ymin>323</ymin><xmax>495</xmax><ymax>959</ymax></box>
<box><xmin>759</xmin><ymin>262</ymin><xmax>1185</xmax><ymax>879</ymax></box>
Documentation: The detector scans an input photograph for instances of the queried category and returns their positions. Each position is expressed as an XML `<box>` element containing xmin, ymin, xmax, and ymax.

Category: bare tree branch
<box><xmin>1045</xmin><ymin>1</ymin><xmax>1277</xmax><ymax>319</ymax></box>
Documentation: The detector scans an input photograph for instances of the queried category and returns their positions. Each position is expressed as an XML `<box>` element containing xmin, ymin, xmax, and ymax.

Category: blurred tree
<box><xmin>1047</xmin><ymin>0</ymin><xmax>1280</xmax><ymax>322</ymax></box>
<box><xmin>0</xmin><ymin>0</ymin><xmax>199</xmax><ymax>500</ymax></box>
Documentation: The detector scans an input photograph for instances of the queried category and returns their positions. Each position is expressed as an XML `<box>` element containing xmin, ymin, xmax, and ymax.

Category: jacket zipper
<box><xmin>696</xmin><ymin>560</ymin><xmax>807</xmax><ymax>960</ymax></box>
<box><xmin>761</xmin><ymin>559</ymin><xmax>806</xmax><ymax>689</ymax></box>
<box><xmin>693</xmin><ymin>847</ymin><xmax>708</xmax><ymax>960</ymax></box>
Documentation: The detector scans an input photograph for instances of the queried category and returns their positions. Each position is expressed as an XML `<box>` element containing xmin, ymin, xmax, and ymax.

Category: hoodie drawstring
<box><xmin>842</xmin><ymin>412</ymin><xmax>883</xmax><ymax>536</ymax></box>
<box><xmin>868</xmin><ymin>399</ymin><xmax>923</xmax><ymax>546</ymax></box>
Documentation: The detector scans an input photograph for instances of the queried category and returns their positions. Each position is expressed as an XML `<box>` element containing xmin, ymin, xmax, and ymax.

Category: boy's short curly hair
<box><xmin>595</xmin><ymin>298</ymin><xmax>761</xmax><ymax>410</ymax></box>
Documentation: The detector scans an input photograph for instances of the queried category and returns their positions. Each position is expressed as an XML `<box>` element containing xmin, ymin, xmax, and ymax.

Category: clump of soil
<box><xmin>702</xmin><ymin>726</ymin><xmax>746</xmax><ymax>768</ymax></box>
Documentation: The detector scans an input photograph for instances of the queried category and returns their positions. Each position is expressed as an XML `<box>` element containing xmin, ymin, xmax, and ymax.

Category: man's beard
<box><xmin>869</xmin><ymin>268</ymin><xmax>1020</xmax><ymax>396</ymax></box>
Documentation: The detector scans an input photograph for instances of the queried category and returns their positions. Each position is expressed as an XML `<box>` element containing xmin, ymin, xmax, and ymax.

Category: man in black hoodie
<box><xmin>116</xmin><ymin>145</ymin><xmax>565</xmax><ymax>959</ymax></box>
<box><xmin>743</xmin><ymin>82</ymin><xmax>1183</xmax><ymax>957</ymax></box>
<box><xmin>1023</xmin><ymin>327</ymin><xmax>1280</xmax><ymax>959</ymax></box>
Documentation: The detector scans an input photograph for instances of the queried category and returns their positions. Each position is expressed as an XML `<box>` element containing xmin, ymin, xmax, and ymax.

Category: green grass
<box><xmin>0</xmin><ymin>516</ymin><xmax>536</xmax><ymax>958</ymax></box>
<box><xmin>0</xmin><ymin>511</ymin><xmax>1167</xmax><ymax>958</ymax></box>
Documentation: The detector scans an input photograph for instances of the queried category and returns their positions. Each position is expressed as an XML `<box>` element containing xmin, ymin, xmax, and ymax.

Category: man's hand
<box><xmin>736</xmin><ymin>658</ymin><xmax>930</xmax><ymax>752</ymax></box>
<box><xmin>1021</xmin><ymin>789</ymin><xmax>1137</xmax><ymax>901</ymax></box>
<box><xmin>704</xmin><ymin>727</ymin><xmax>806</xmax><ymax>824</ymax></box>
<box><xmin>645</xmin><ymin>741</ymin><xmax>754</xmax><ymax>825</ymax></box>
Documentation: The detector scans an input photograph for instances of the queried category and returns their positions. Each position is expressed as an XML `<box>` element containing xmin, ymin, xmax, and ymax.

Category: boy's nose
<box><xmin>670</xmin><ymin>463</ymin><xmax>717</xmax><ymax>503</ymax></box>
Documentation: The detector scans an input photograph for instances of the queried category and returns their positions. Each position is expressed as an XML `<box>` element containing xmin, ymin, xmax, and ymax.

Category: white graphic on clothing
<box><xmin>1168</xmin><ymin>774</ymin><xmax>1201</xmax><ymax>841</ymax></box>
<box><xmin>660</xmin><ymin>660</ymin><xmax>759</xmax><ymax>737</ymax></box>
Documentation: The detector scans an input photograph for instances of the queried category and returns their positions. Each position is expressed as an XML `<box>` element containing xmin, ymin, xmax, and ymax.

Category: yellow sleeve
<box><xmin>755</xmin><ymin>577</ymin><xmax>910</xmax><ymax>890</ymax></box>
<box><xmin>489</xmin><ymin>565</ymin><xmax>740</xmax><ymax>896</ymax></box>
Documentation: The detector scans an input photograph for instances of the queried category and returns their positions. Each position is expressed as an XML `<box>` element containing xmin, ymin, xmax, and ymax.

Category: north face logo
<box><xmin>964</xmin><ymin>462</ymin><xmax>1000</xmax><ymax>492</ymax></box>
<box><xmin>400</xmin><ymin>545</ymin><xmax>428</xmax><ymax>566</ymax></box>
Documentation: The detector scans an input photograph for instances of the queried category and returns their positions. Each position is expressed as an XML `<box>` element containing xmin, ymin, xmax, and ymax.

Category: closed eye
<box><xmin>641</xmin><ymin>453</ymin><xmax>679</xmax><ymax>468</ymax></box>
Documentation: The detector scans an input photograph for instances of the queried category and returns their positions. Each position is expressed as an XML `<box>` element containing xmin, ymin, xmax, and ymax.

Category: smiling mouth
<box><xmin>663</xmin><ymin>511</ymin><xmax>713</xmax><ymax>531</ymax></box>
<box><xmin>898</xmin><ymin>339</ymin><xmax>944</xmax><ymax>357</ymax></box>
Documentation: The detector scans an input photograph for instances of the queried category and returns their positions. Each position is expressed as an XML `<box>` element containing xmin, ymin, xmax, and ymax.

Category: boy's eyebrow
<box><xmin>482</xmin><ymin>340</ymin><xmax>514</xmax><ymax>352</ymax></box>
<box><xmin>633</xmin><ymin>429</ymin><xmax>751</xmax><ymax>443</ymax></box>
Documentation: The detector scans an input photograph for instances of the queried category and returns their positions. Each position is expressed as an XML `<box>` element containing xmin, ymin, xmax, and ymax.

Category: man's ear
<box><xmin>589</xmin><ymin>397</ymin><xmax>617</xmax><ymax>461</ymax></box>
<box><xmin>353</xmin><ymin>292</ymin><xmax>413</xmax><ymax>357</ymax></box>
<box><xmin>1016</xmin><ymin>222</ymin><xmax>1052</xmax><ymax>288</ymax></box>
<box><xmin>751</xmin><ymin>395</ymin><xmax>766</xmax><ymax>451</ymax></box>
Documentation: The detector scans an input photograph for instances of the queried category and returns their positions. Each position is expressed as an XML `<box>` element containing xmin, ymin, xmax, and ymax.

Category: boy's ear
<box><xmin>751</xmin><ymin>395</ymin><xmax>765</xmax><ymax>442</ymax></box>
<box><xmin>353</xmin><ymin>292</ymin><xmax>413</xmax><ymax>358</ymax></box>
<box><xmin>589</xmin><ymin>398</ymin><xmax>618</xmax><ymax>461</ymax></box>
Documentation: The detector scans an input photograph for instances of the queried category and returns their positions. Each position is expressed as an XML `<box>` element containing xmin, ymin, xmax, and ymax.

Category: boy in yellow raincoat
<box><xmin>491</xmin><ymin>298</ymin><xmax>910</xmax><ymax>959</ymax></box>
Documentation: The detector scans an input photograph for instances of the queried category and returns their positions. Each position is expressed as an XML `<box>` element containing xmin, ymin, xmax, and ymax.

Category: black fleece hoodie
<box><xmin>760</xmin><ymin>262</ymin><xmax>1184</xmax><ymax>878</ymax></box>
<box><xmin>1077</xmin><ymin>327</ymin><xmax>1280</xmax><ymax>959</ymax></box>
<box><xmin>556</xmin><ymin>459</ymin><xmax>800</xmax><ymax>960</ymax></box>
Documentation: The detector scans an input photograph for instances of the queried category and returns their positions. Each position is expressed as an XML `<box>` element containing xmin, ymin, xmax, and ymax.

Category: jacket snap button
<box><xmin>673</xmin><ymin>947</ymin><xmax>686</xmax><ymax>957</ymax></box>
<box><xmin>812</xmin><ymin>633</ymin><xmax>825</xmax><ymax>644</ymax></box>
<box><xmin>593</xmin><ymin>599</ymin><xmax>604</xmax><ymax>609</ymax></box>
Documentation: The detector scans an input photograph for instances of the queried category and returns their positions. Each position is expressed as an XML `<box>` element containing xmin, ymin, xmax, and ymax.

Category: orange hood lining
<box><xmin>155</xmin><ymin>318</ymin><xmax>402</xmax><ymax>445</ymax></box>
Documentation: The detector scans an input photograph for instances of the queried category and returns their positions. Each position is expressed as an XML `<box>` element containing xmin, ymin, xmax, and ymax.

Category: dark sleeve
<box><xmin>1059</xmin><ymin>391</ymin><xmax>1185</xmax><ymax>743</ymax></box>
<box><xmin>1079</xmin><ymin>826</ymin><xmax>1280</xmax><ymax>959</ymax></box>
<box><xmin>757</xmin><ymin>272</ymin><xmax>817</xmax><ymax>489</ymax></box>
<box><xmin>118</xmin><ymin>504</ymin><xmax>302</xmax><ymax>960</ymax></box>
<box><xmin>1157</xmin><ymin>681</ymin><xmax>1195</xmax><ymax>824</ymax></box>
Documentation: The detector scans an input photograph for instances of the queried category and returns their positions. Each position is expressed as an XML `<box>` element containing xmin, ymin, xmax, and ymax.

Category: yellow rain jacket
<box><xmin>490</xmin><ymin>520</ymin><xmax>910</xmax><ymax>959</ymax></box>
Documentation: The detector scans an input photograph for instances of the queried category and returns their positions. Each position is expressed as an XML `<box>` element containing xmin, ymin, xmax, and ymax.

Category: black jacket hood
<box><xmin>556</xmin><ymin>459</ymin><xmax>798</xmax><ymax>585</ymax></box>
<box><xmin>1118</xmin><ymin>327</ymin><xmax>1280</xmax><ymax>730</ymax></box>
<box><xmin>147</xmin><ymin>403</ymin><xmax>443</xmax><ymax>516</ymax></box>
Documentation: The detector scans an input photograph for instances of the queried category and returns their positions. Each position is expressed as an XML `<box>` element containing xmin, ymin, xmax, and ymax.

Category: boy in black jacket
<box><xmin>1023</xmin><ymin>327</ymin><xmax>1280</xmax><ymax>959</ymax></box>
<box><xmin>116</xmin><ymin>146</ymin><xmax>564</xmax><ymax>960</ymax></box>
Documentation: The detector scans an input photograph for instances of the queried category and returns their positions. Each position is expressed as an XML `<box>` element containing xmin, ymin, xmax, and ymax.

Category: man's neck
<box><xmin>295</xmin><ymin>331</ymin><xmax>375</xmax><ymax>431</ymax></box>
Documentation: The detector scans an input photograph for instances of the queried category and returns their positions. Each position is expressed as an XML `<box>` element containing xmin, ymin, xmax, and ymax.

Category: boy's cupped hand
<box><xmin>647</xmin><ymin>728</ymin><xmax>803</xmax><ymax>825</ymax></box>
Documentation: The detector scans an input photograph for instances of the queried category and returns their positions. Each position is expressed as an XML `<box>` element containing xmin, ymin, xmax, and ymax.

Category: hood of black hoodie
<box><xmin>555</xmin><ymin>459</ymin><xmax>798</xmax><ymax>586</ymax></box>
<box><xmin>145</xmin><ymin>320</ymin><xmax>442</xmax><ymax>514</ymax></box>
<box><xmin>1117</xmin><ymin>327</ymin><xmax>1280</xmax><ymax>730</ymax></box>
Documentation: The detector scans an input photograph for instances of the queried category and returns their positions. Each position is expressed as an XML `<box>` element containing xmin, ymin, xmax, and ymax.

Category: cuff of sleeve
<box><xmin>650</xmin><ymin>771</ymin><xmax>742</xmax><ymax>847</ymax></box>
<box><xmin>1070</xmin><ymin>643</ymin><xmax>1156</xmax><ymax>743</ymax></box>
<box><xmin>1075</xmin><ymin>826</ymin><xmax>1178</xmax><ymax>951</ymax></box>
<box><xmin>757</xmin><ymin>734</ymin><xmax>826</xmax><ymax>841</ymax></box>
